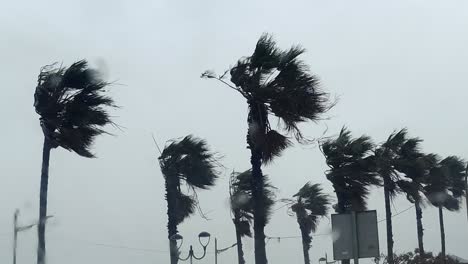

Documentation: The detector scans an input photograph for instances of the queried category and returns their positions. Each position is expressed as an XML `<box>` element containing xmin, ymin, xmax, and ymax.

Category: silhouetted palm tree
<box><xmin>320</xmin><ymin>128</ymin><xmax>379</xmax><ymax>264</ymax></box>
<box><xmin>33</xmin><ymin>60</ymin><xmax>115</xmax><ymax>264</ymax></box>
<box><xmin>229</xmin><ymin>170</ymin><xmax>275</xmax><ymax>264</ymax></box>
<box><xmin>393</xmin><ymin>138</ymin><xmax>430</xmax><ymax>254</ymax></box>
<box><xmin>321</xmin><ymin>128</ymin><xmax>380</xmax><ymax>213</ymax></box>
<box><xmin>283</xmin><ymin>183</ymin><xmax>330</xmax><ymax>264</ymax></box>
<box><xmin>374</xmin><ymin>129</ymin><xmax>420</xmax><ymax>264</ymax></box>
<box><xmin>425</xmin><ymin>156</ymin><xmax>466</xmax><ymax>263</ymax></box>
<box><xmin>202</xmin><ymin>33</ymin><xmax>330</xmax><ymax>264</ymax></box>
<box><xmin>158</xmin><ymin>135</ymin><xmax>221</xmax><ymax>264</ymax></box>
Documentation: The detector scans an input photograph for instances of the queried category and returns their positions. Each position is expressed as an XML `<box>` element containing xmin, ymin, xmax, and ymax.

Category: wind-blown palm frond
<box><xmin>375</xmin><ymin>129</ymin><xmax>424</xmax><ymax>197</ymax></box>
<box><xmin>425</xmin><ymin>156</ymin><xmax>466</xmax><ymax>209</ymax></box>
<box><xmin>291</xmin><ymin>183</ymin><xmax>331</xmax><ymax>233</ymax></box>
<box><xmin>34</xmin><ymin>60</ymin><xmax>115</xmax><ymax>157</ymax></box>
<box><xmin>160</xmin><ymin>135</ymin><xmax>220</xmax><ymax>189</ymax></box>
<box><xmin>203</xmin><ymin>33</ymin><xmax>330</xmax><ymax>157</ymax></box>
<box><xmin>321</xmin><ymin>127</ymin><xmax>379</xmax><ymax>212</ymax></box>
<box><xmin>174</xmin><ymin>192</ymin><xmax>196</xmax><ymax>225</ymax></box>
<box><xmin>160</xmin><ymin>135</ymin><xmax>221</xmax><ymax>224</ymax></box>
<box><xmin>230</xmin><ymin>170</ymin><xmax>276</xmax><ymax>237</ymax></box>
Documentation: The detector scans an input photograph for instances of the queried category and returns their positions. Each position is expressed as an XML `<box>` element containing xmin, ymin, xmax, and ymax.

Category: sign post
<box><xmin>331</xmin><ymin>210</ymin><xmax>379</xmax><ymax>263</ymax></box>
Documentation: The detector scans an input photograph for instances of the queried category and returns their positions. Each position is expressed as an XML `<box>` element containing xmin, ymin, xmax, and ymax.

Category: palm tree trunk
<box><xmin>37</xmin><ymin>137</ymin><xmax>51</xmax><ymax>264</ymax></box>
<box><xmin>415</xmin><ymin>202</ymin><xmax>425</xmax><ymax>255</ymax></box>
<box><xmin>234</xmin><ymin>219</ymin><xmax>246</xmax><ymax>264</ymax></box>
<box><xmin>299</xmin><ymin>225</ymin><xmax>311</xmax><ymax>264</ymax></box>
<box><xmin>383</xmin><ymin>178</ymin><xmax>394</xmax><ymax>264</ymax></box>
<box><xmin>165</xmin><ymin>178</ymin><xmax>179</xmax><ymax>264</ymax></box>
<box><xmin>438</xmin><ymin>206</ymin><xmax>446</xmax><ymax>264</ymax></box>
<box><xmin>250</xmin><ymin>148</ymin><xmax>267</xmax><ymax>264</ymax></box>
<box><xmin>247</xmin><ymin>105</ymin><xmax>268</xmax><ymax>264</ymax></box>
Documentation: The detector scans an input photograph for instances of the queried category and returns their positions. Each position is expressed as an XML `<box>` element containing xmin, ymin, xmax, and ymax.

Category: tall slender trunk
<box><xmin>299</xmin><ymin>225</ymin><xmax>311</xmax><ymax>264</ymax></box>
<box><xmin>438</xmin><ymin>206</ymin><xmax>446</xmax><ymax>264</ymax></box>
<box><xmin>233</xmin><ymin>216</ymin><xmax>246</xmax><ymax>264</ymax></box>
<box><xmin>165</xmin><ymin>178</ymin><xmax>179</xmax><ymax>264</ymax></box>
<box><xmin>383</xmin><ymin>177</ymin><xmax>394</xmax><ymax>264</ymax></box>
<box><xmin>250</xmin><ymin>149</ymin><xmax>267</xmax><ymax>264</ymax></box>
<box><xmin>248</xmin><ymin>104</ymin><xmax>268</xmax><ymax>264</ymax></box>
<box><xmin>37</xmin><ymin>137</ymin><xmax>51</xmax><ymax>264</ymax></box>
<box><xmin>415</xmin><ymin>202</ymin><xmax>425</xmax><ymax>255</ymax></box>
<box><xmin>465</xmin><ymin>169</ymin><xmax>468</xmax><ymax>221</ymax></box>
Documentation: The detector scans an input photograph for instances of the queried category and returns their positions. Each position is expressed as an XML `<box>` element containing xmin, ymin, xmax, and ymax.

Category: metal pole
<box><xmin>215</xmin><ymin>238</ymin><xmax>218</xmax><ymax>264</ymax></box>
<box><xmin>351</xmin><ymin>211</ymin><xmax>359</xmax><ymax>264</ymax></box>
<box><xmin>465</xmin><ymin>165</ymin><xmax>468</xmax><ymax>221</ymax></box>
<box><xmin>13</xmin><ymin>210</ymin><xmax>18</xmax><ymax>264</ymax></box>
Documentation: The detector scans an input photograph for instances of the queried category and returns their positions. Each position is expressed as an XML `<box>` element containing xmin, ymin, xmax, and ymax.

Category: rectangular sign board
<box><xmin>331</xmin><ymin>210</ymin><xmax>379</xmax><ymax>260</ymax></box>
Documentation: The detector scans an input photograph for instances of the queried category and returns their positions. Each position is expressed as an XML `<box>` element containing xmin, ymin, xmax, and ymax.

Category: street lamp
<box><xmin>172</xmin><ymin>232</ymin><xmax>211</xmax><ymax>264</ymax></box>
<box><xmin>13</xmin><ymin>209</ymin><xmax>53</xmax><ymax>264</ymax></box>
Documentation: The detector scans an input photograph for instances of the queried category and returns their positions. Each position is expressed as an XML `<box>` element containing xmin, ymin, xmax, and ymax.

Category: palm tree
<box><xmin>229</xmin><ymin>170</ymin><xmax>276</xmax><ymax>264</ymax></box>
<box><xmin>374</xmin><ymin>129</ymin><xmax>420</xmax><ymax>264</ymax></box>
<box><xmin>283</xmin><ymin>183</ymin><xmax>330</xmax><ymax>264</ymax></box>
<box><xmin>320</xmin><ymin>128</ymin><xmax>380</xmax><ymax>213</ymax></box>
<box><xmin>393</xmin><ymin>139</ymin><xmax>431</xmax><ymax>255</ymax></box>
<box><xmin>320</xmin><ymin>128</ymin><xmax>379</xmax><ymax>264</ymax></box>
<box><xmin>202</xmin><ymin>33</ymin><xmax>331</xmax><ymax>264</ymax></box>
<box><xmin>158</xmin><ymin>135</ymin><xmax>221</xmax><ymax>264</ymax></box>
<box><xmin>425</xmin><ymin>156</ymin><xmax>466</xmax><ymax>263</ymax></box>
<box><xmin>33</xmin><ymin>60</ymin><xmax>115</xmax><ymax>264</ymax></box>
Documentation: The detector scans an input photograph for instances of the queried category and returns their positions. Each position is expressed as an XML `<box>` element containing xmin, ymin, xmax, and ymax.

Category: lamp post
<box><xmin>171</xmin><ymin>231</ymin><xmax>211</xmax><ymax>264</ymax></box>
<box><xmin>13</xmin><ymin>209</ymin><xmax>53</xmax><ymax>264</ymax></box>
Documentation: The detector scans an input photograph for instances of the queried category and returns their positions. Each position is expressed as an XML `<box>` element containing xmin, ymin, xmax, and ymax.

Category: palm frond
<box><xmin>159</xmin><ymin>135</ymin><xmax>220</xmax><ymax>189</ymax></box>
<box><xmin>34</xmin><ymin>60</ymin><xmax>115</xmax><ymax>157</ymax></box>
<box><xmin>223</xmin><ymin>33</ymin><xmax>330</xmax><ymax>145</ymax></box>
<box><xmin>230</xmin><ymin>169</ymin><xmax>276</xmax><ymax>232</ymax></box>
<box><xmin>261</xmin><ymin>130</ymin><xmax>292</xmax><ymax>163</ymax></box>
<box><xmin>292</xmin><ymin>183</ymin><xmax>331</xmax><ymax>233</ymax></box>
<box><xmin>321</xmin><ymin>128</ymin><xmax>379</xmax><ymax>212</ymax></box>
<box><xmin>174</xmin><ymin>192</ymin><xmax>196</xmax><ymax>225</ymax></box>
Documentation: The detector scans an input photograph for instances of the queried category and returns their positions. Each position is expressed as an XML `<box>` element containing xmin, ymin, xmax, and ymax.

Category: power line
<box><xmin>378</xmin><ymin>205</ymin><xmax>415</xmax><ymax>223</ymax></box>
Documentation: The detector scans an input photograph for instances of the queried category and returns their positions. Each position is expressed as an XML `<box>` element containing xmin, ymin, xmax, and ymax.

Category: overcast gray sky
<box><xmin>1</xmin><ymin>0</ymin><xmax>467</xmax><ymax>263</ymax></box>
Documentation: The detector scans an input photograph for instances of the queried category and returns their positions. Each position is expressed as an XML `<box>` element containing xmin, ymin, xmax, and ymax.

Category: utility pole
<box><xmin>13</xmin><ymin>210</ymin><xmax>18</xmax><ymax>264</ymax></box>
<box><xmin>465</xmin><ymin>165</ymin><xmax>468</xmax><ymax>221</ymax></box>
<box><xmin>215</xmin><ymin>238</ymin><xmax>218</xmax><ymax>264</ymax></box>
<box><xmin>13</xmin><ymin>209</ymin><xmax>53</xmax><ymax>264</ymax></box>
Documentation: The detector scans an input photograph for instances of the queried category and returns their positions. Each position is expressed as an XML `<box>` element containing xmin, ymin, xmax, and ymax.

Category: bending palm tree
<box><xmin>396</xmin><ymin>151</ymin><xmax>437</xmax><ymax>255</ymax></box>
<box><xmin>284</xmin><ymin>183</ymin><xmax>330</xmax><ymax>264</ymax></box>
<box><xmin>203</xmin><ymin>33</ymin><xmax>330</xmax><ymax>264</ymax></box>
<box><xmin>374</xmin><ymin>129</ymin><xmax>419</xmax><ymax>264</ymax></box>
<box><xmin>158</xmin><ymin>135</ymin><xmax>221</xmax><ymax>264</ymax></box>
<box><xmin>320</xmin><ymin>128</ymin><xmax>379</xmax><ymax>264</ymax></box>
<box><xmin>230</xmin><ymin>170</ymin><xmax>276</xmax><ymax>264</ymax></box>
<box><xmin>34</xmin><ymin>60</ymin><xmax>115</xmax><ymax>264</ymax></box>
<box><xmin>321</xmin><ymin>128</ymin><xmax>379</xmax><ymax>213</ymax></box>
<box><xmin>425</xmin><ymin>156</ymin><xmax>466</xmax><ymax>263</ymax></box>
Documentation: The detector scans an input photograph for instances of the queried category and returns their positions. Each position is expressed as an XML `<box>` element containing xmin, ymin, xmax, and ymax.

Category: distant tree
<box><xmin>34</xmin><ymin>60</ymin><xmax>116</xmax><ymax>264</ymax></box>
<box><xmin>158</xmin><ymin>135</ymin><xmax>221</xmax><ymax>264</ymax></box>
<box><xmin>202</xmin><ymin>33</ymin><xmax>331</xmax><ymax>264</ymax></box>
<box><xmin>425</xmin><ymin>156</ymin><xmax>466</xmax><ymax>263</ymax></box>
<box><xmin>229</xmin><ymin>170</ymin><xmax>276</xmax><ymax>264</ymax></box>
<box><xmin>320</xmin><ymin>127</ymin><xmax>379</xmax><ymax>264</ymax></box>
<box><xmin>374</xmin><ymin>249</ymin><xmax>462</xmax><ymax>264</ymax></box>
<box><xmin>374</xmin><ymin>129</ymin><xmax>421</xmax><ymax>264</ymax></box>
<box><xmin>283</xmin><ymin>183</ymin><xmax>330</xmax><ymax>264</ymax></box>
